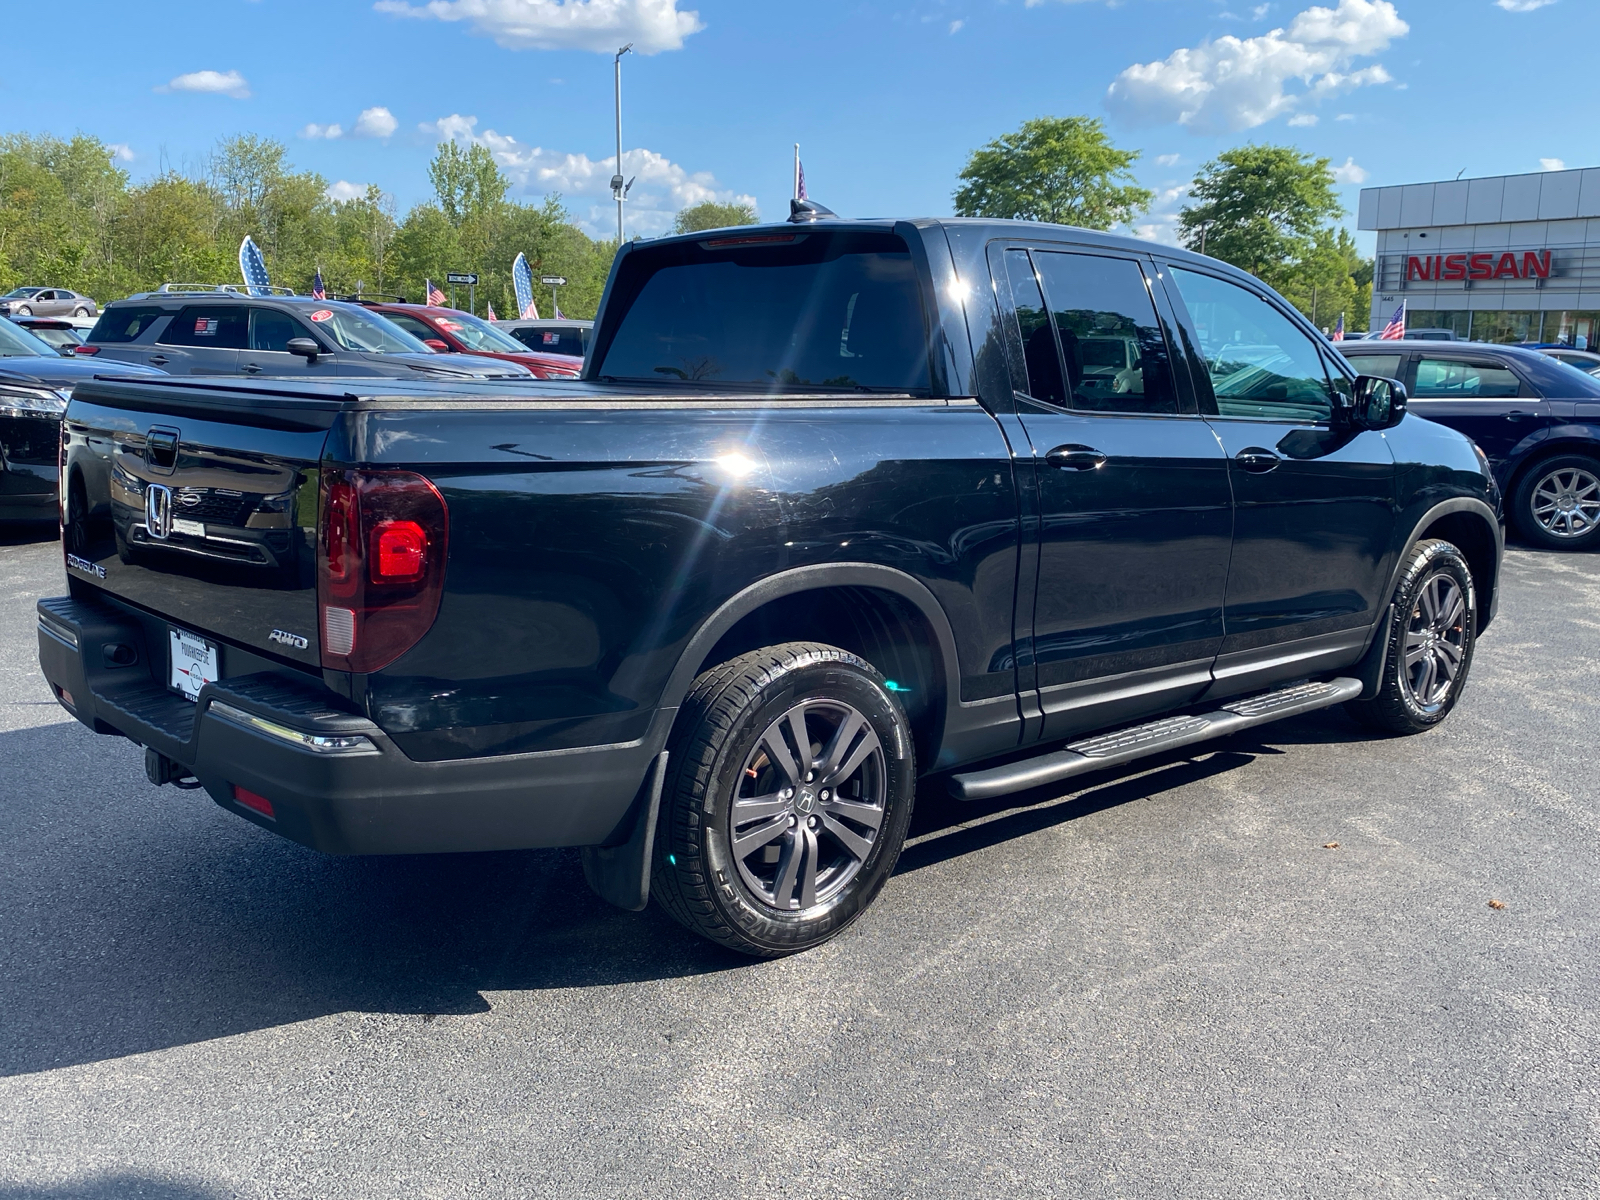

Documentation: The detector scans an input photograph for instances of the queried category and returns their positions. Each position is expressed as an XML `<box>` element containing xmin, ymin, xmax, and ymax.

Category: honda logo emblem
<box><xmin>146</xmin><ymin>483</ymin><xmax>173</xmax><ymax>540</ymax></box>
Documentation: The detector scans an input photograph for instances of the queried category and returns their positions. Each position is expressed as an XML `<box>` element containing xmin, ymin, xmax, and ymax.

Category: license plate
<box><xmin>169</xmin><ymin>627</ymin><xmax>218</xmax><ymax>701</ymax></box>
<box><xmin>171</xmin><ymin>518</ymin><xmax>205</xmax><ymax>538</ymax></box>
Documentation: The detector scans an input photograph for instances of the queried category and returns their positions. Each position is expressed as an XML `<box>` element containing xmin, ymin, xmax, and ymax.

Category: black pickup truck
<box><xmin>39</xmin><ymin>209</ymin><xmax>1503</xmax><ymax>956</ymax></box>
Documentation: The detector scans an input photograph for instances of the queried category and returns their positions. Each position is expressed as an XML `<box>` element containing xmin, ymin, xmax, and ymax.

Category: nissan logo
<box><xmin>178</xmin><ymin>491</ymin><xmax>202</xmax><ymax>507</ymax></box>
<box><xmin>146</xmin><ymin>483</ymin><xmax>173</xmax><ymax>540</ymax></box>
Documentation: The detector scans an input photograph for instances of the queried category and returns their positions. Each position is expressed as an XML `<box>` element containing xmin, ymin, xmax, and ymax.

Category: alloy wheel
<box><xmin>1401</xmin><ymin>572</ymin><xmax>1468</xmax><ymax>713</ymax></box>
<box><xmin>730</xmin><ymin>698</ymin><xmax>887</xmax><ymax>912</ymax></box>
<box><xmin>1529</xmin><ymin>465</ymin><xmax>1600</xmax><ymax>539</ymax></box>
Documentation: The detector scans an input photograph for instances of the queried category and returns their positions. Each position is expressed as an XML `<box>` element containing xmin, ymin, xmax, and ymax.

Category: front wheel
<box><xmin>652</xmin><ymin>643</ymin><xmax>916</xmax><ymax>957</ymax></box>
<box><xmin>15</xmin><ymin>305</ymin><xmax>31</xmax><ymax>316</ymax></box>
<box><xmin>1512</xmin><ymin>454</ymin><xmax>1600</xmax><ymax>550</ymax></box>
<box><xmin>73</xmin><ymin>306</ymin><xmax>90</xmax><ymax>317</ymax></box>
<box><xmin>1347</xmin><ymin>539</ymin><xmax>1476</xmax><ymax>735</ymax></box>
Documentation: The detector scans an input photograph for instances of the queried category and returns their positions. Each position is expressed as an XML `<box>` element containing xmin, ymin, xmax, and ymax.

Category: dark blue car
<box><xmin>1342</xmin><ymin>340</ymin><xmax>1600</xmax><ymax>551</ymax></box>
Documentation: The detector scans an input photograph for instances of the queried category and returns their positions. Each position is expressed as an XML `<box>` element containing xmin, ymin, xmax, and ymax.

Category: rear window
<box><xmin>90</xmin><ymin>306</ymin><xmax>167</xmax><ymax>344</ymax></box>
<box><xmin>593</xmin><ymin>231</ymin><xmax>930</xmax><ymax>393</ymax></box>
<box><xmin>159</xmin><ymin>306</ymin><xmax>249</xmax><ymax>349</ymax></box>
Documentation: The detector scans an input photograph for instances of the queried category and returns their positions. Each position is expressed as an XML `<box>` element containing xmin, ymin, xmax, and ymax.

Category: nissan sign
<box><xmin>1408</xmin><ymin>250</ymin><xmax>1552</xmax><ymax>283</ymax></box>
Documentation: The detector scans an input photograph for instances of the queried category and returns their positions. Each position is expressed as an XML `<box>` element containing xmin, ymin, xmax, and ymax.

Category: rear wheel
<box><xmin>72</xmin><ymin>306</ymin><xmax>90</xmax><ymax>318</ymax></box>
<box><xmin>652</xmin><ymin>642</ymin><xmax>916</xmax><ymax>957</ymax></box>
<box><xmin>1512</xmin><ymin>454</ymin><xmax>1600</xmax><ymax>550</ymax></box>
<box><xmin>1347</xmin><ymin>539</ymin><xmax>1476</xmax><ymax>735</ymax></box>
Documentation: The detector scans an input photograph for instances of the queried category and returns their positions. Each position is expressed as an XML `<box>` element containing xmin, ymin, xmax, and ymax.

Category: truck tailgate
<box><xmin>61</xmin><ymin>378</ymin><xmax>351</xmax><ymax>672</ymax></box>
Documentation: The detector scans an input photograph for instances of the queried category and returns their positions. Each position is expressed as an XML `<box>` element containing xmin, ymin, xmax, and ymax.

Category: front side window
<box><xmin>1002</xmin><ymin>249</ymin><xmax>1067</xmax><ymax>405</ymax></box>
<box><xmin>304</xmin><ymin>305</ymin><xmax>429</xmax><ymax>355</ymax></box>
<box><xmin>0</xmin><ymin>318</ymin><xmax>53</xmax><ymax>357</ymax></box>
<box><xmin>250</xmin><ymin>308</ymin><xmax>317</xmax><ymax>353</ymax></box>
<box><xmin>1035</xmin><ymin>252</ymin><xmax>1178</xmax><ymax>416</ymax></box>
<box><xmin>1168</xmin><ymin>267</ymin><xmax>1332</xmax><ymax>423</ymax></box>
<box><xmin>430</xmin><ymin>311</ymin><xmax>529</xmax><ymax>353</ymax></box>
<box><xmin>159</xmin><ymin>306</ymin><xmax>249</xmax><ymax>349</ymax></box>
<box><xmin>595</xmin><ymin>231</ymin><xmax>931</xmax><ymax>392</ymax></box>
<box><xmin>384</xmin><ymin>312</ymin><xmax>439</xmax><ymax>344</ymax></box>
<box><xmin>1413</xmin><ymin>358</ymin><xmax>1521</xmax><ymax>399</ymax></box>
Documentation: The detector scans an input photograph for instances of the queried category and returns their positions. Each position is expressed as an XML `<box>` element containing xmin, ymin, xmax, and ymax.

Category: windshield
<box><xmin>0</xmin><ymin>319</ymin><xmax>54</xmax><ymax>357</ymax></box>
<box><xmin>430</xmin><ymin>311</ymin><xmax>528</xmax><ymax>353</ymax></box>
<box><xmin>4</xmin><ymin>288</ymin><xmax>43</xmax><ymax>299</ymax></box>
<box><xmin>305</xmin><ymin>305</ymin><xmax>430</xmax><ymax>355</ymax></box>
<box><xmin>594</xmin><ymin>231</ymin><xmax>931</xmax><ymax>392</ymax></box>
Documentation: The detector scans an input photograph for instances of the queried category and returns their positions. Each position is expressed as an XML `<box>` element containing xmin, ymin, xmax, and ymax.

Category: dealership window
<box><xmin>1469</xmin><ymin>311</ymin><xmax>1541</xmax><ymax>345</ymax></box>
<box><xmin>1406</xmin><ymin>311</ymin><xmax>1472</xmax><ymax>340</ymax></box>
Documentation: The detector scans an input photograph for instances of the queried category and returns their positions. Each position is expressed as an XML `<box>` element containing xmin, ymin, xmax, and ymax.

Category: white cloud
<box><xmin>374</xmin><ymin>0</ymin><xmax>704</xmax><ymax>54</ymax></box>
<box><xmin>949</xmin><ymin>18</ymin><xmax>964</xmax><ymax>33</ymax></box>
<box><xmin>353</xmin><ymin>106</ymin><xmax>399</xmax><ymax>138</ymax></box>
<box><xmin>1288</xmin><ymin>113</ymin><xmax>1319</xmax><ymax>125</ymax></box>
<box><xmin>1335</xmin><ymin>111</ymin><xmax>1356</xmax><ymax>120</ymax></box>
<box><xmin>1155</xmin><ymin>153</ymin><xmax>1181</xmax><ymax>166</ymax></box>
<box><xmin>1132</xmin><ymin>183</ymin><xmax>1192</xmax><ymax>246</ymax></box>
<box><xmin>301</xmin><ymin>123</ymin><xmax>344</xmax><ymax>140</ymax></box>
<box><xmin>327</xmin><ymin>181</ymin><xmax>370</xmax><ymax>202</ymax></box>
<box><xmin>1333</xmin><ymin>156</ymin><xmax>1369</xmax><ymax>183</ymax></box>
<box><xmin>1105</xmin><ymin>0</ymin><xmax>1407</xmax><ymax>134</ymax></box>
<box><xmin>157</xmin><ymin>69</ymin><xmax>251</xmax><ymax>99</ymax></box>
<box><xmin>421</xmin><ymin>112</ymin><xmax>753</xmax><ymax>237</ymax></box>
<box><xmin>107</xmin><ymin>143</ymin><xmax>135</xmax><ymax>162</ymax></box>
<box><xmin>1253</xmin><ymin>3</ymin><xmax>1272</xmax><ymax>15</ymax></box>
<box><xmin>1540</xmin><ymin>157</ymin><xmax>1567</xmax><ymax>171</ymax></box>
<box><xmin>1496</xmin><ymin>0</ymin><xmax>1555</xmax><ymax>10</ymax></box>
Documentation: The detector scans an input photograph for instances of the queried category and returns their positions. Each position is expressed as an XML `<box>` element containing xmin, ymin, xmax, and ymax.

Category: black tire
<box><xmin>1511</xmin><ymin>454</ymin><xmax>1600</xmax><ymax>551</ymax></box>
<box><xmin>1347</xmin><ymin>539</ymin><xmax>1476</xmax><ymax>735</ymax></box>
<box><xmin>652</xmin><ymin>642</ymin><xmax>916</xmax><ymax>957</ymax></box>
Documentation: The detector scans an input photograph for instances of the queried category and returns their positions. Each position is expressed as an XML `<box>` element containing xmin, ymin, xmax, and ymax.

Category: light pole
<box><xmin>612</xmin><ymin>43</ymin><xmax>633</xmax><ymax>246</ymax></box>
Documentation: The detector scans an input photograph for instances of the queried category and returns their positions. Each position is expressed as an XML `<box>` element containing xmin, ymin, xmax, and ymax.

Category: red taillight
<box><xmin>372</xmin><ymin>520</ymin><xmax>427</xmax><ymax>582</ymax></box>
<box><xmin>233</xmin><ymin>786</ymin><xmax>275</xmax><ymax>818</ymax></box>
<box><xmin>316</xmin><ymin>468</ymin><xmax>448</xmax><ymax>673</ymax></box>
<box><xmin>72</xmin><ymin>344</ymin><xmax>100</xmax><ymax>356</ymax></box>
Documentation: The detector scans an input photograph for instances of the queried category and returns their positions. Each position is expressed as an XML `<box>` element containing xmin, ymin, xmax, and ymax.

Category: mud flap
<box><xmin>1354</xmin><ymin>603</ymin><xmax>1395</xmax><ymax>700</ymax></box>
<box><xmin>580</xmin><ymin>750</ymin><xmax>669</xmax><ymax>912</ymax></box>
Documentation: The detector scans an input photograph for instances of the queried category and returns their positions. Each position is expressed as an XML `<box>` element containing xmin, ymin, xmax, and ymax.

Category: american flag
<box><xmin>1331</xmin><ymin>314</ymin><xmax>1344</xmax><ymax>342</ymax></box>
<box><xmin>239</xmin><ymin>236</ymin><xmax>271</xmax><ymax>296</ymax></box>
<box><xmin>1378</xmin><ymin>300</ymin><xmax>1407</xmax><ymax>341</ymax></box>
<box><xmin>426</xmin><ymin>279</ymin><xmax>446</xmax><ymax>307</ymax></box>
<box><xmin>486</xmin><ymin>300</ymin><xmax>497</xmax><ymax>321</ymax></box>
<box><xmin>311</xmin><ymin>268</ymin><xmax>325</xmax><ymax>301</ymax></box>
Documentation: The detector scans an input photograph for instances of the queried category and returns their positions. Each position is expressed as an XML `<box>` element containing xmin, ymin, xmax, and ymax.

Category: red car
<box><xmin>364</xmin><ymin>302</ymin><xmax>583</xmax><ymax>379</ymax></box>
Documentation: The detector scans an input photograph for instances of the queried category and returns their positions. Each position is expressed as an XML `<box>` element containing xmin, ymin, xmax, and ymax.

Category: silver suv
<box><xmin>82</xmin><ymin>290</ymin><xmax>533</xmax><ymax>381</ymax></box>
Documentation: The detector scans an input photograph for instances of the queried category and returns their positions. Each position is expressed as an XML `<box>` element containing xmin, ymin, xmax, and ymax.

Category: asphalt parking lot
<box><xmin>1</xmin><ymin>523</ymin><xmax>1596</xmax><ymax>1200</ymax></box>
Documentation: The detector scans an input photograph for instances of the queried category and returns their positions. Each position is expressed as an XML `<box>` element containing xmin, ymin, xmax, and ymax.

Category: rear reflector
<box><xmin>324</xmin><ymin>606</ymin><xmax>355</xmax><ymax>656</ymax></box>
<box><xmin>233</xmin><ymin>786</ymin><xmax>275</xmax><ymax>818</ymax></box>
<box><xmin>72</xmin><ymin>344</ymin><xmax>100</xmax><ymax>355</ymax></box>
<box><xmin>55</xmin><ymin>685</ymin><xmax>75</xmax><ymax>708</ymax></box>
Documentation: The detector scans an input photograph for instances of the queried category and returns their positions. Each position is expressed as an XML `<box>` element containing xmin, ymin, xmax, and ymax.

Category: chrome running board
<box><xmin>948</xmin><ymin>677</ymin><xmax>1362</xmax><ymax>802</ymax></box>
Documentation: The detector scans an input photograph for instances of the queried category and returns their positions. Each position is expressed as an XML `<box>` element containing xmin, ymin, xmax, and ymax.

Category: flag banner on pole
<box><xmin>512</xmin><ymin>252</ymin><xmax>538</xmax><ymax>319</ymax></box>
<box><xmin>425</xmin><ymin>279</ymin><xmax>446</xmax><ymax>307</ymax></box>
<box><xmin>1378</xmin><ymin>299</ymin><xmax>1407</xmax><ymax>341</ymax></box>
<box><xmin>486</xmin><ymin>300</ymin><xmax>497</xmax><ymax>321</ymax></box>
<box><xmin>1332</xmin><ymin>313</ymin><xmax>1344</xmax><ymax>342</ymax></box>
<box><xmin>311</xmin><ymin>268</ymin><xmax>326</xmax><ymax>301</ymax></box>
<box><xmin>239</xmin><ymin>236</ymin><xmax>271</xmax><ymax>296</ymax></box>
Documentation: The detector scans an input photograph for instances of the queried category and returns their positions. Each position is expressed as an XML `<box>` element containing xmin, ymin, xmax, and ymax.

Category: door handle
<box><xmin>240</xmin><ymin>363</ymin><xmax>262</xmax><ymax>374</ymax></box>
<box><xmin>1045</xmin><ymin>444</ymin><xmax>1107</xmax><ymax>471</ymax></box>
<box><xmin>1235</xmin><ymin>447</ymin><xmax>1281</xmax><ymax>473</ymax></box>
<box><xmin>1507</xmin><ymin>410</ymin><xmax>1531</xmax><ymax>420</ymax></box>
<box><xmin>148</xmin><ymin>355</ymin><xmax>169</xmax><ymax>366</ymax></box>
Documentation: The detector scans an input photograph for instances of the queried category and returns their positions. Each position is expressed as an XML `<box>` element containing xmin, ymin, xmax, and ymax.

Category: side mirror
<box><xmin>423</xmin><ymin>338</ymin><xmax>449</xmax><ymax>353</ymax></box>
<box><xmin>1352</xmin><ymin>374</ymin><xmax>1407</xmax><ymax>430</ymax></box>
<box><xmin>286</xmin><ymin>337</ymin><xmax>320</xmax><ymax>363</ymax></box>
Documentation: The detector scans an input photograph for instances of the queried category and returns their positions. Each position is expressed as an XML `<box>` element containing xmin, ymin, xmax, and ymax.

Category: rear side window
<box><xmin>1343</xmin><ymin>353</ymin><xmax>1405</xmax><ymax>379</ymax></box>
<box><xmin>1002</xmin><ymin>250</ymin><xmax>1067</xmax><ymax>405</ymax></box>
<box><xmin>1167</xmin><ymin>268</ymin><xmax>1331</xmax><ymax>422</ymax></box>
<box><xmin>90</xmin><ymin>306</ymin><xmax>167</xmax><ymax>343</ymax></box>
<box><xmin>510</xmin><ymin>326</ymin><xmax>587</xmax><ymax>357</ymax></box>
<box><xmin>160</xmin><ymin>306</ymin><xmax>249</xmax><ymax>349</ymax></box>
<box><xmin>594</xmin><ymin>231</ymin><xmax>930</xmax><ymax>393</ymax></box>
<box><xmin>1414</xmin><ymin>358</ymin><xmax>1521</xmax><ymax>399</ymax></box>
<box><xmin>1034</xmin><ymin>251</ymin><xmax>1178</xmax><ymax>416</ymax></box>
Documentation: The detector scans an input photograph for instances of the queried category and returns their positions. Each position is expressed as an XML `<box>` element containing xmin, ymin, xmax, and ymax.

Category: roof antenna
<box><xmin>788</xmin><ymin>198</ymin><xmax>837</xmax><ymax>223</ymax></box>
<box><xmin>1455</xmin><ymin>168</ymin><xmax>1466</xmax><ymax>180</ymax></box>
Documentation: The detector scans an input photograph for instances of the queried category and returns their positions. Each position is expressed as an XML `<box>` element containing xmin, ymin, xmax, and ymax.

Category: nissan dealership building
<box><xmin>1359</xmin><ymin>165</ymin><xmax>1600</xmax><ymax>345</ymax></box>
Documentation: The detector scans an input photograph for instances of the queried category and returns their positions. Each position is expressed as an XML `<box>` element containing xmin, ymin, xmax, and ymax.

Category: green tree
<box><xmin>673</xmin><ymin>201</ymin><xmax>757</xmax><ymax>234</ymax></box>
<box><xmin>428</xmin><ymin>141</ymin><xmax>508</xmax><ymax>227</ymax></box>
<box><xmin>1178</xmin><ymin>145</ymin><xmax>1343</xmax><ymax>288</ymax></box>
<box><xmin>953</xmin><ymin>116</ymin><xmax>1152</xmax><ymax>229</ymax></box>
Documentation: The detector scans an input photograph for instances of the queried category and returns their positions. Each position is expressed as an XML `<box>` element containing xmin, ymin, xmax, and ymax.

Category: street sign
<box><xmin>446</xmin><ymin>272</ymin><xmax>479</xmax><ymax>285</ymax></box>
<box><xmin>540</xmin><ymin>276</ymin><xmax>568</xmax><ymax>286</ymax></box>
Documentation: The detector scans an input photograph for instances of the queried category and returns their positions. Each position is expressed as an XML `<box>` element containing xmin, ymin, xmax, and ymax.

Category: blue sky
<box><xmin>3</xmin><ymin>0</ymin><xmax>1592</xmax><ymax>248</ymax></box>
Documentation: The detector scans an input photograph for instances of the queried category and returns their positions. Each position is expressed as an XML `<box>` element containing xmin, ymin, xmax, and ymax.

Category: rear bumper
<box><xmin>36</xmin><ymin>592</ymin><xmax>662</xmax><ymax>855</ymax></box>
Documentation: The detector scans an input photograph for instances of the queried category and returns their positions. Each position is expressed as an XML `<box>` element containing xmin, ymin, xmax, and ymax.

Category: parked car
<box><xmin>79</xmin><ymin>288</ymin><xmax>534</xmax><ymax>382</ymax></box>
<box><xmin>11</xmin><ymin>316</ymin><xmax>85</xmax><ymax>356</ymax></box>
<box><xmin>40</xmin><ymin>211</ymin><xmax>1501</xmax><ymax>956</ymax></box>
<box><xmin>1343</xmin><ymin>328</ymin><xmax>1458</xmax><ymax>342</ymax></box>
<box><xmin>0</xmin><ymin>287</ymin><xmax>98</xmax><ymax>318</ymax></box>
<box><xmin>1530</xmin><ymin>345</ymin><xmax>1600</xmax><ymax>372</ymax></box>
<box><xmin>360</xmin><ymin>302</ymin><xmax>583</xmax><ymax>379</ymax></box>
<box><xmin>0</xmin><ymin>317</ymin><xmax>164</xmax><ymax>524</ymax></box>
<box><xmin>1341</xmin><ymin>340</ymin><xmax>1600</xmax><ymax>550</ymax></box>
<box><xmin>494</xmin><ymin>317</ymin><xmax>592</xmax><ymax>359</ymax></box>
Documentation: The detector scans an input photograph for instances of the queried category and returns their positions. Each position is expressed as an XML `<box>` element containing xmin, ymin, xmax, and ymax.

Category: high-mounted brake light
<box><xmin>698</xmin><ymin>234</ymin><xmax>801</xmax><ymax>249</ymax></box>
<box><xmin>317</xmin><ymin>469</ymin><xmax>449</xmax><ymax>673</ymax></box>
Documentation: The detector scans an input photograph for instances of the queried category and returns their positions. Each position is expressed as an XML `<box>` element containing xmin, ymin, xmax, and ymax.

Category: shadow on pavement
<box><xmin>0</xmin><ymin>521</ymin><xmax>57</xmax><ymax>548</ymax></box>
<box><xmin>0</xmin><ymin>702</ymin><xmax>1378</xmax><ymax>1079</ymax></box>
<box><xmin>0</xmin><ymin>1178</ymin><xmax>222</xmax><ymax>1200</ymax></box>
